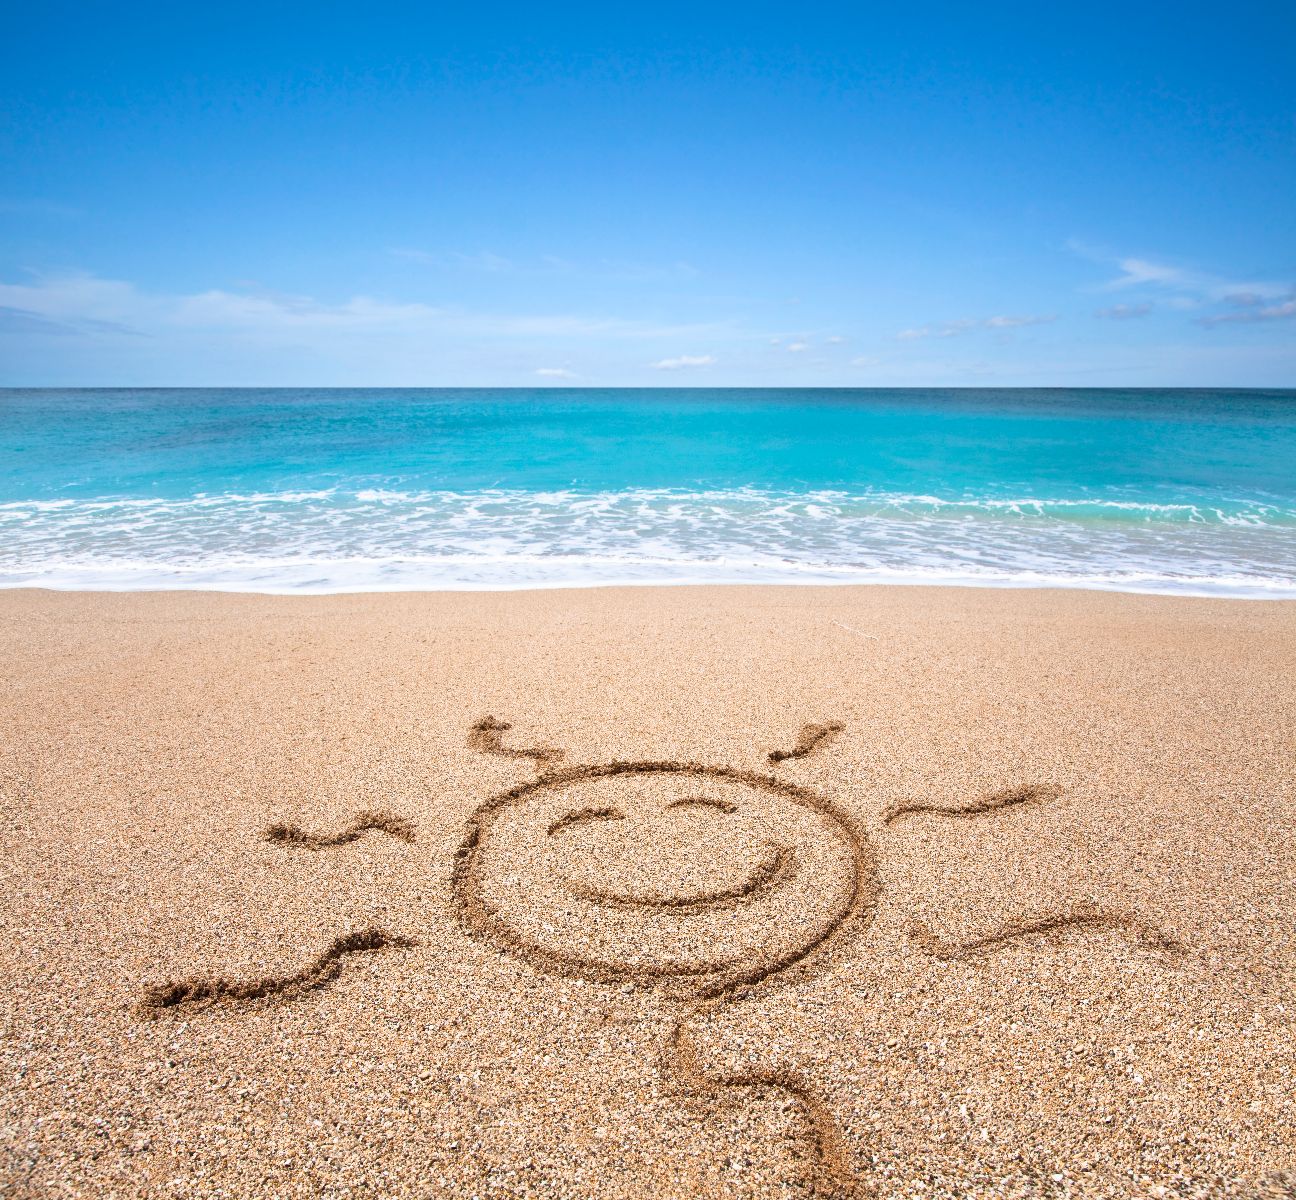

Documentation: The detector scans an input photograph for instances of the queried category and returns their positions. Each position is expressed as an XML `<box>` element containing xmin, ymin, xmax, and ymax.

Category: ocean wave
<box><xmin>2</xmin><ymin>487</ymin><xmax>1293</xmax><ymax>523</ymax></box>
<box><xmin>2</xmin><ymin>487</ymin><xmax>1294</xmax><ymax>598</ymax></box>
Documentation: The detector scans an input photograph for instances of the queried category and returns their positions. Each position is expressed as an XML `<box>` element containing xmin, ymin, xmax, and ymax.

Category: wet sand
<box><xmin>1</xmin><ymin>585</ymin><xmax>1293</xmax><ymax>1199</ymax></box>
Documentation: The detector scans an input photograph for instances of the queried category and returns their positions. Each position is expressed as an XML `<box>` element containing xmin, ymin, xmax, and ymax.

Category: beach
<box><xmin>7</xmin><ymin>0</ymin><xmax>1295</xmax><ymax>1193</ymax></box>
<box><xmin>2</xmin><ymin>583</ymin><xmax>1293</xmax><ymax>1198</ymax></box>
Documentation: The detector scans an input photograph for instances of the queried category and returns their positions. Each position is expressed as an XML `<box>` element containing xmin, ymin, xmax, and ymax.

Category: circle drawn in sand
<box><xmin>452</xmin><ymin>762</ymin><xmax>877</xmax><ymax>1001</ymax></box>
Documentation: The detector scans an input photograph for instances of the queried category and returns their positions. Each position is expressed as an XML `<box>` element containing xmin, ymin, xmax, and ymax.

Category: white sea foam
<box><xmin>2</xmin><ymin>487</ymin><xmax>1294</xmax><ymax>597</ymax></box>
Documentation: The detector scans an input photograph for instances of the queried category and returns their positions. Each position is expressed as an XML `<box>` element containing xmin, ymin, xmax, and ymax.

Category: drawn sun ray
<box><xmin>909</xmin><ymin>905</ymin><xmax>1186</xmax><ymax>961</ymax></box>
<box><xmin>139</xmin><ymin>928</ymin><xmax>417</xmax><ymax>1015</ymax></box>
<box><xmin>263</xmin><ymin>809</ymin><xmax>416</xmax><ymax>849</ymax></box>
<box><xmin>881</xmin><ymin>782</ymin><xmax>1062</xmax><ymax>824</ymax></box>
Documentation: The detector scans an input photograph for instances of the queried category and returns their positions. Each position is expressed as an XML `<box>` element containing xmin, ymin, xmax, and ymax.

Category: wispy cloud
<box><xmin>0</xmin><ymin>305</ymin><xmax>143</xmax><ymax>337</ymax></box>
<box><xmin>1071</xmin><ymin>244</ymin><xmax>1293</xmax><ymax>325</ymax></box>
<box><xmin>786</xmin><ymin>341</ymin><xmax>809</xmax><ymax>352</ymax></box>
<box><xmin>1094</xmin><ymin>303</ymin><xmax>1153</xmax><ymax>320</ymax></box>
<box><xmin>649</xmin><ymin>354</ymin><xmax>715</xmax><ymax>369</ymax></box>
<box><xmin>1096</xmin><ymin>255</ymin><xmax>1288</xmax><ymax>302</ymax></box>
<box><xmin>896</xmin><ymin>314</ymin><xmax>1055</xmax><ymax>340</ymax></box>
<box><xmin>897</xmin><ymin>321</ymin><xmax>969</xmax><ymax>340</ymax></box>
<box><xmin>0</xmin><ymin>271</ymin><xmax>722</xmax><ymax>344</ymax></box>
<box><xmin>1198</xmin><ymin>296</ymin><xmax>1296</xmax><ymax>326</ymax></box>
<box><xmin>535</xmin><ymin>366</ymin><xmax>577</xmax><ymax>378</ymax></box>
<box><xmin>983</xmin><ymin>314</ymin><xmax>1054</xmax><ymax>329</ymax></box>
<box><xmin>1100</xmin><ymin>257</ymin><xmax>1190</xmax><ymax>290</ymax></box>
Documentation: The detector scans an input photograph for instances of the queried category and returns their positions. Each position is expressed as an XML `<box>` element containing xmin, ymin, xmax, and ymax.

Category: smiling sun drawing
<box><xmin>141</xmin><ymin>716</ymin><xmax>1185</xmax><ymax>1198</ymax></box>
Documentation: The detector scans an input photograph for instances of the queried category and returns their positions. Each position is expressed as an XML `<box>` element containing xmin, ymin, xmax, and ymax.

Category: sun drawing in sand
<box><xmin>141</xmin><ymin>716</ymin><xmax>1186</xmax><ymax>1198</ymax></box>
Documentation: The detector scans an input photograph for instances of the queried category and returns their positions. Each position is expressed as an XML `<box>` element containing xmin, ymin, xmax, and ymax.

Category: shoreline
<box><xmin>5</xmin><ymin>575</ymin><xmax>1296</xmax><ymax>600</ymax></box>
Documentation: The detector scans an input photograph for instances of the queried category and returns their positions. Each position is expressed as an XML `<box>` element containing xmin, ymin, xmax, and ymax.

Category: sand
<box><xmin>1</xmin><ymin>585</ymin><xmax>1293</xmax><ymax>1199</ymax></box>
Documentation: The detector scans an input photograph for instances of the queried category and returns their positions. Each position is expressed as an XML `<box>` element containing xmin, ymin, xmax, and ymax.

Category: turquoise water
<box><xmin>2</xmin><ymin>388</ymin><xmax>1294</xmax><ymax>595</ymax></box>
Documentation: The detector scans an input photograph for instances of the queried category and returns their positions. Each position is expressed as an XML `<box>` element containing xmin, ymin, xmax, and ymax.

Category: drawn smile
<box><xmin>563</xmin><ymin>842</ymin><xmax>798</xmax><ymax>911</ymax></box>
<box><xmin>546</xmin><ymin>797</ymin><xmax>801</xmax><ymax>912</ymax></box>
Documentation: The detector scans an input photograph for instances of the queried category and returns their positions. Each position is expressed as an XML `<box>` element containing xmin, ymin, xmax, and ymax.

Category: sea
<box><xmin>2</xmin><ymin>388</ymin><xmax>1294</xmax><ymax>597</ymax></box>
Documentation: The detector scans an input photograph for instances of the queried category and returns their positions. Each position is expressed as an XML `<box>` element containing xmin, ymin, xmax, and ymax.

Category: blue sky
<box><xmin>1</xmin><ymin>1</ymin><xmax>1293</xmax><ymax>386</ymax></box>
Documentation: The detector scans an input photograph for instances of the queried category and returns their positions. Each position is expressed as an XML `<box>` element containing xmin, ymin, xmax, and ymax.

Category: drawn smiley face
<box><xmin>452</xmin><ymin>763</ymin><xmax>878</xmax><ymax>1000</ymax></box>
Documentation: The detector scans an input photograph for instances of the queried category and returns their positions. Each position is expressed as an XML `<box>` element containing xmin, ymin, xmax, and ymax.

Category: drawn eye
<box><xmin>547</xmin><ymin>806</ymin><xmax>625</xmax><ymax>837</ymax></box>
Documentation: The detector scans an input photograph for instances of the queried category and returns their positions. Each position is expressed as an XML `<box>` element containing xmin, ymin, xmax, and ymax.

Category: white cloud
<box><xmin>983</xmin><ymin>314</ymin><xmax>1056</xmax><ymax>329</ymax></box>
<box><xmin>1100</xmin><ymin>256</ymin><xmax>1288</xmax><ymax>300</ymax></box>
<box><xmin>1094</xmin><ymin>303</ymin><xmax>1153</xmax><ymax>320</ymax></box>
<box><xmin>0</xmin><ymin>303</ymin><xmax>141</xmax><ymax>337</ymax></box>
<box><xmin>171</xmin><ymin>288</ymin><xmax>449</xmax><ymax>331</ymax></box>
<box><xmin>535</xmin><ymin>367</ymin><xmax>577</xmax><ymax>378</ymax></box>
<box><xmin>1073</xmin><ymin>245</ymin><xmax>1293</xmax><ymax>319</ymax></box>
<box><xmin>897</xmin><ymin>314</ymin><xmax>1055</xmax><ymax>340</ymax></box>
<box><xmin>851</xmin><ymin>355</ymin><xmax>880</xmax><ymax>367</ymax></box>
<box><xmin>824</xmin><ymin>335</ymin><xmax>846</xmax><ymax>344</ymax></box>
<box><xmin>649</xmin><ymin>354</ymin><xmax>716</xmax><ymax>369</ymax></box>
<box><xmin>0</xmin><ymin>272</ymin><xmax>153</xmax><ymax>327</ymax></box>
<box><xmin>897</xmin><ymin>319</ymin><xmax>975</xmax><ymax>340</ymax></box>
<box><xmin>787</xmin><ymin>342</ymin><xmax>809</xmax><ymax>352</ymax></box>
<box><xmin>1199</xmin><ymin>297</ymin><xmax>1296</xmax><ymax>326</ymax></box>
<box><xmin>0</xmin><ymin>271</ymin><xmax>722</xmax><ymax>344</ymax></box>
<box><xmin>1102</xmin><ymin>257</ymin><xmax>1190</xmax><ymax>290</ymax></box>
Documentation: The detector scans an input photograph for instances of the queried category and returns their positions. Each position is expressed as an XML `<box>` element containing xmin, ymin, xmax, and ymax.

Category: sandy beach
<box><xmin>2</xmin><ymin>584</ymin><xmax>1293</xmax><ymax>1199</ymax></box>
